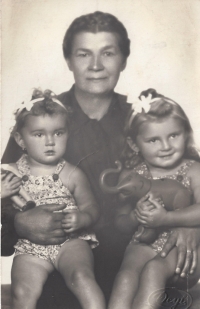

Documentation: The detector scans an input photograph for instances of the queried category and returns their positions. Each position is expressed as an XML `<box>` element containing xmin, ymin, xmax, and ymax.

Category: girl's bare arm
<box><xmin>160</xmin><ymin>161</ymin><xmax>200</xmax><ymax>228</ymax></box>
<box><xmin>61</xmin><ymin>164</ymin><xmax>99</xmax><ymax>231</ymax></box>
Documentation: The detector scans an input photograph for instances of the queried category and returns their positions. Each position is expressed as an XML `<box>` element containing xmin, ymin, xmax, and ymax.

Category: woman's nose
<box><xmin>45</xmin><ymin>135</ymin><xmax>55</xmax><ymax>146</ymax></box>
<box><xmin>89</xmin><ymin>54</ymin><xmax>104</xmax><ymax>71</ymax></box>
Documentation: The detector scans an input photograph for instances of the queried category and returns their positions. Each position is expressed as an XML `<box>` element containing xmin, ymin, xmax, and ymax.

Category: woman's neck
<box><xmin>74</xmin><ymin>86</ymin><xmax>114</xmax><ymax>121</ymax></box>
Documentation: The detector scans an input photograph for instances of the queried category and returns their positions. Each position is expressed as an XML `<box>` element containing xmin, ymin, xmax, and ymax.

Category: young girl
<box><xmin>108</xmin><ymin>88</ymin><xmax>200</xmax><ymax>309</ymax></box>
<box><xmin>2</xmin><ymin>89</ymin><xmax>105</xmax><ymax>309</ymax></box>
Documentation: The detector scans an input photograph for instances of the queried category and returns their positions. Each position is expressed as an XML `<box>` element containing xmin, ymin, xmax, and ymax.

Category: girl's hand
<box><xmin>62</xmin><ymin>209</ymin><xmax>92</xmax><ymax>233</ymax></box>
<box><xmin>1</xmin><ymin>172</ymin><xmax>21</xmax><ymax>199</ymax></box>
<box><xmin>135</xmin><ymin>194</ymin><xmax>167</xmax><ymax>228</ymax></box>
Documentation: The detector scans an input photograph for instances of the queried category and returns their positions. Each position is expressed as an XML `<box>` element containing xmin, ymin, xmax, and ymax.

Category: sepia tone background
<box><xmin>1</xmin><ymin>0</ymin><xmax>200</xmax><ymax>307</ymax></box>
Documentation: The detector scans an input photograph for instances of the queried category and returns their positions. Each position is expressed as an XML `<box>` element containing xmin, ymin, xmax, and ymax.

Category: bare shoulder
<box><xmin>59</xmin><ymin>161</ymin><xmax>88</xmax><ymax>192</ymax></box>
<box><xmin>187</xmin><ymin>161</ymin><xmax>200</xmax><ymax>179</ymax></box>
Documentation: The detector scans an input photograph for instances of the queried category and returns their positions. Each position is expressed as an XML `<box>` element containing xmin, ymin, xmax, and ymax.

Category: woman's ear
<box><xmin>14</xmin><ymin>132</ymin><xmax>25</xmax><ymax>149</ymax></box>
<box><xmin>126</xmin><ymin>137</ymin><xmax>139</xmax><ymax>153</ymax></box>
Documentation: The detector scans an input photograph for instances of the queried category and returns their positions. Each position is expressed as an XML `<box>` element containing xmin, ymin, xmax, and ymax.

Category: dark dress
<box><xmin>1</xmin><ymin>86</ymin><xmax>132</xmax><ymax>308</ymax></box>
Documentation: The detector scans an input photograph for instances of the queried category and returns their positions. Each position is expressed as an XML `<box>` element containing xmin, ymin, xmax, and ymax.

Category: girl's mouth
<box><xmin>45</xmin><ymin>150</ymin><xmax>55</xmax><ymax>155</ymax></box>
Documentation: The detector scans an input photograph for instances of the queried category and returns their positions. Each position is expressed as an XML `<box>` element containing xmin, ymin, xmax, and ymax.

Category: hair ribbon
<box><xmin>15</xmin><ymin>94</ymin><xmax>67</xmax><ymax>115</ymax></box>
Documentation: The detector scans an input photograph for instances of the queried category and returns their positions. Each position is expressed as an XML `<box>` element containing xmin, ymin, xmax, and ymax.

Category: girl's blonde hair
<box><xmin>122</xmin><ymin>88</ymin><xmax>200</xmax><ymax>169</ymax></box>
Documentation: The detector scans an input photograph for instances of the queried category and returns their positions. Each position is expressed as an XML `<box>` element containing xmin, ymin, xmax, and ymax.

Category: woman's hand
<box><xmin>161</xmin><ymin>227</ymin><xmax>200</xmax><ymax>277</ymax></box>
<box><xmin>14</xmin><ymin>203</ymin><xmax>67</xmax><ymax>245</ymax></box>
<box><xmin>62</xmin><ymin>209</ymin><xmax>92</xmax><ymax>233</ymax></box>
<box><xmin>1</xmin><ymin>172</ymin><xmax>21</xmax><ymax>199</ymax></box>
<box><xmin>135</xmin><ymin>194</ymin><xmax>167</xmax><ymax>228</ymax></box>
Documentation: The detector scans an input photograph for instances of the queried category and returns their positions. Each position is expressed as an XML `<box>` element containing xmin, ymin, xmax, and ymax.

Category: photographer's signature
<box><xmin>148</xmin><ymin>287</ymin><xmax>192</xmax><ymax>309</ymax></box>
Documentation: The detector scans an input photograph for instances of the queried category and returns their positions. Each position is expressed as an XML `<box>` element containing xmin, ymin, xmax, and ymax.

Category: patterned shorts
<box><xmin>14</xmin><ymin>233</ymin><xmax>99</xmax><ymax>265</ymax></box>
<box><xmin>131</xmin><ymin>230</ymin><xmax>172</xmax><ymax>254</ymax></box>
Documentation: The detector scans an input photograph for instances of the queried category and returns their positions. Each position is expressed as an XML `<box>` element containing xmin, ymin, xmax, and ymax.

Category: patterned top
<box><xmin>132</xmin><ymin>160</ymin><xmax>195</xmax><ymax>252</ymax></box>
<box><xmin>15</xmin><ymin>154</ymin><xmax>99</xmax><ymax>249</ymax></box>
<box><xmin>16</xmin><ymin>154</ymin><xmax>77</xmax><ymax>209</ymax></box>
<box><xmin>133</xmin><ymin>160</ymin><xmax>194</xmax><ymax>190</ymax></box>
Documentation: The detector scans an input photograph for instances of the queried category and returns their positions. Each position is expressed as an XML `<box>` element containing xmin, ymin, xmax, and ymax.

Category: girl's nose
<box><xmin>45</xmin><ymin>136</ymin><xmax>55</xmax><ymax>146</ymax></box>
<box><xmin>161</xmin><ymin>139</ymin><xmax>171</xmax><ymax>150</ymax></box>
<box><xmin>89</xmin><ymin>54</ymin><xmax>104</xmax><ymax>71</ymax></box>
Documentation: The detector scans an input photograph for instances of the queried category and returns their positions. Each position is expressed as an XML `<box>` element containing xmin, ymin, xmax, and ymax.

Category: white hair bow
<box><xmin>127</xmin><ymin>93</ymin><xmax>159</xmax><ymax>115</ymax></box>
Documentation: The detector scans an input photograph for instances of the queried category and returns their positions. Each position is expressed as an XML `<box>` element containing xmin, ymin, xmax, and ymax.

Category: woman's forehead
<box><xmin>71</xmin><ymin>31</ymin><xmax>121</xmax><ymax>51</ymax></box>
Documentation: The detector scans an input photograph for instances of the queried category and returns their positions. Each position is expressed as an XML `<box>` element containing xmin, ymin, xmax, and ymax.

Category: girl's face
<box><xmin>15</xmin><ymin>114</ymin><xmax>69</xmax><ymax>166</ymax></box>
<box><xmin>67</xmin><ymin>31</ymin><xmax>126</xmax><ymax>97</ymax></box>
<box><xmin>134</xmin><ymin>117</ymin><xmax>187</xmax><ymax>170</ymax></box>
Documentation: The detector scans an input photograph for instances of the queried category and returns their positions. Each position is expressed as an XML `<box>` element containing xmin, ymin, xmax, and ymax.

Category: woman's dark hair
<box><xmin>12</xmin><ymin>89</ymin><xmax>70</xmax><ymax>135</ymax></box>
<box><xmin>63</xmin><ymin>11</ymin><xmax>130</xmax><ymax>60</ymax></box>
<box><xmin>122</xmin><ymin>88</ymin><xmax>200</xmax><ymax>168</ymax></box>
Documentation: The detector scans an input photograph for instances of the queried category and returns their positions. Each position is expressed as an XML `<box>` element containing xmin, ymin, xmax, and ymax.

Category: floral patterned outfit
<box><xmin>14</xmin><ymin>154</ymin><xmax>99</xmax><ymax>264</ymax></box>
<box><xmin>131</xmin><ymin>160</ymin><xmax>194</xmax><ymax>253</ymax></box>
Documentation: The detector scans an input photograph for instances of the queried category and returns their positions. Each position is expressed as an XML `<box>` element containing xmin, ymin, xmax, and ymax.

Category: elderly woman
<box><xmin>2</xmin><ymin>11</ymin><xmax>199</xmax><ymax>309</ymax></box>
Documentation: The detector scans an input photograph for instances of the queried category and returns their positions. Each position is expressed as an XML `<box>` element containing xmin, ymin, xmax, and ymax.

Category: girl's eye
<box><xmin>149</xmin><ymin>138</ymin><xmax>158</xmax><ymax>143</ymax></box>
<box><xmin>35</xmin><ymin>133</ymin><xmax>43</xmax><ymax>137</ymax></box>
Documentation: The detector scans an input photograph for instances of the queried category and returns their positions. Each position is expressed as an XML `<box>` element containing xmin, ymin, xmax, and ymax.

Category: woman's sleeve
<box><xmin>2</xmin><ymin>136</ymin><xmax>22</xmax><ymax>164</ymax></box>
<box><xmin>1</xmin><ymin>198</ymin><xmax>19</xmax><ymax>256</ymax></box>
<box><xmin>1</xmin><ymin>137</ymin><xmax>22</xmax><ymax>256</ymax></box>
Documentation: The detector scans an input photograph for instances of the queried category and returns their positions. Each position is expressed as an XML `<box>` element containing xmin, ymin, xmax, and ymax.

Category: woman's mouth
<box><xmin>87</xmin><ymin>77</ymin><xmax>107</xmax><ymax>82</ymax></box>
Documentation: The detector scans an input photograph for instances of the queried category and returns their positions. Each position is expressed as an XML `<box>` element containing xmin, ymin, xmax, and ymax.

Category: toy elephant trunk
<box><xmin>100</xmin><ymin>161</ymin><xmax>123</xmax><ymax>194</ymax></box>
<box><xmin>100</xmin><ymin>160</ymin><xmax>151</xmax><ymax>200</ymax></box>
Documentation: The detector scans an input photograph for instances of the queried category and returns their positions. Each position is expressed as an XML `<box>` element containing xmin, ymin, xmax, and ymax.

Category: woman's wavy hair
<box><xmin>122</xmin><ymin>88</ymin><xmax>200</xmax><ymax>169</ymax></box>
<box><xmin>12</xmin><ymin>89</ymin><xmax>70</xmax><ymax>135</ymax></box>
<box><xmin>63</xmin><ymin>11</ymin><xmax>130</xmax><ymax>60</ymax></box>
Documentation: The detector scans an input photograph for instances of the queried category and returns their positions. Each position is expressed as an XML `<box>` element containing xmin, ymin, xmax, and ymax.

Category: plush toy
<box><xmin>100</xmin><ymin>161</ymin><xmax>192</xmax><ymax>243</ymax></box>
<box><xmin>1</xmin><ymin>164</ymin><xmax>36</xmax><ymax>211</ymax></box>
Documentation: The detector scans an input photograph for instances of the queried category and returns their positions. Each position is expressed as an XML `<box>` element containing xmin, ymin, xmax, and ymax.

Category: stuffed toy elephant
<box><xmin>100</xmin><ymin>161</ymin><xmax>192</xmax><ymax>243</ymax></box>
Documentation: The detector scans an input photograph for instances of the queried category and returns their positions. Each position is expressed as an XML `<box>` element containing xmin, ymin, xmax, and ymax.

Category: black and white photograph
<box><xmin>1</xmin><ymin>1</ymin><xmax>200</xmax><ymax>308</ymax></box>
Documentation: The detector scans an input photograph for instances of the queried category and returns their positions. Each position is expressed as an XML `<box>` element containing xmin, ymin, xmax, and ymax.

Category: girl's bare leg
<box><xmin>55</xmin><ymin>239</ymin><xmax>106</xmax><ymax>309</ymax></box>
<box><xmin>108</xmin><ymin>242</ymin><xmax>156</xmax><ymax>309</ymax></box>
<box><xmin>131</xmin><ymin>246</ymin><xmax>200</xmax><ymax>309</ymax></box>
<box><xmin>11</xmin><ymin>254</ymin><xmax>54</xmax><ymax>309</ymax></box>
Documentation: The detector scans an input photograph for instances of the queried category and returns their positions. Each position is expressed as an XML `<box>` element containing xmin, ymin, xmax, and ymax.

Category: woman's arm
<box><xmin>61</xmin><ymin>164</ymin><xmax>99</xmax><ymax>232</ymax></box>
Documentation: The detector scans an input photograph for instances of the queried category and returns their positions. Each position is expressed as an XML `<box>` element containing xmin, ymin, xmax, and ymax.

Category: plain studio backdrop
<box><xmin>1</xmin><ymin>0</ymin><xmax>200</xmax><ymax>284</ymax></box>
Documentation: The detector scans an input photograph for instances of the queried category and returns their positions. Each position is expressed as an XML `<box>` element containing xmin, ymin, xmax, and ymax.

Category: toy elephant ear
<box><xmin>99</xmin><ymin>161</ymin><xmax>122</xmax><ymax>194</ymax></box>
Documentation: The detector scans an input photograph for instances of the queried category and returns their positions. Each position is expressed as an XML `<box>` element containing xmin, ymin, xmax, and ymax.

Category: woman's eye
<box><xmin>170</xmin><ymin>134</ymin><xmax>178</xmax><ymax>139</ymax></box>
<box><xmin>77</xmin><ymin>52</ymin><xmax>89</xmax><ymax>57</ymax></box>
<box><xmin>104</xmin><ymin>51</ymin><xmax>114</xmax><ymax>57</ymax></box>
<box><xmin>55</xmin><ymin>131</ymin><xmax>63</xmax><ymax>136</ymax></box>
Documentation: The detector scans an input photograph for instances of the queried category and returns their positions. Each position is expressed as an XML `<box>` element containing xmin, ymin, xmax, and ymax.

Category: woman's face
<box><xmin>67</xmin><ymin>32</ymin><xmax>127</xmax><ymax>96</ymax></box>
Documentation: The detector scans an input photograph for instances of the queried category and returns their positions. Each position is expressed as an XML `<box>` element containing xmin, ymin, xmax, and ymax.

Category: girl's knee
<box><xmin>12</xmin><ymin>281</ymin><xmax>42</xmax><ymax>303</ymax></box>
<box><xmin>143</xmin><ymin>257</ymin><xmax>167</xmax><ymax>276</ymax></box>
<box><xmin>66</xmin><ymin>267</ymin><xmax>95</xmax><ymax>287</ymax></box>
